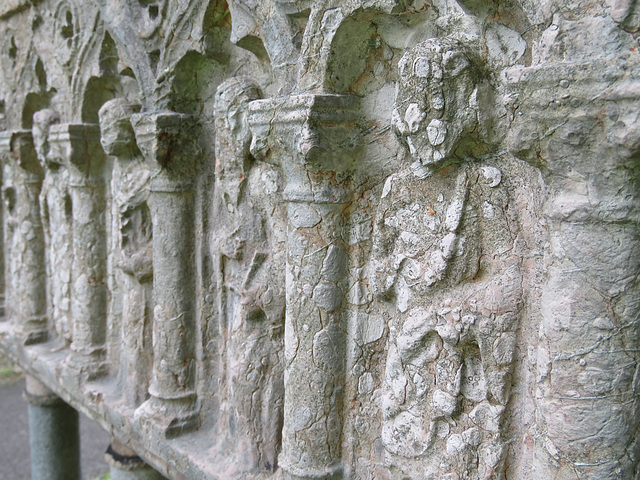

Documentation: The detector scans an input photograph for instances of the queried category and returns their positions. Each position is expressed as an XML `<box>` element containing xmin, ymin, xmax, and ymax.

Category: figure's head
<box><xmin>32</xmin><ymin>109</ymin><xmax>61</xmax><ymax>167</ymax></box>
<box><xmin>98</xmin><ymin>98</ymin><xmax>141</xmax><ymax>157</ymax></box>
<box><xmin>214</xmin><ymin>77</ymin><xmax>261</xmax><ymax>206</ymax></box>
<box><xmin>214</xmin><ymin>76</ymin><xmax>261</xmax><ymax>160</ymax></box>
<box><xmin>392</xmin><ymin>37</ymin><xmax>478</xmax><ymax>167</ymax></box>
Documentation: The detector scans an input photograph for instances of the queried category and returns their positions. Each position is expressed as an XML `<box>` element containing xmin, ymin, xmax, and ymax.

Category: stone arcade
<box><xmin>0</xmin><ymin>1</ymin><xmax>639</xmax><ymax>479</ymax></box>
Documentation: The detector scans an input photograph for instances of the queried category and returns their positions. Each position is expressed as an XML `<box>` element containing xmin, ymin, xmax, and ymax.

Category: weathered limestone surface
<box><xmin>0</xmin><ymin>1</ymin><xmax>638</xmax><ymax>480</ymax></box>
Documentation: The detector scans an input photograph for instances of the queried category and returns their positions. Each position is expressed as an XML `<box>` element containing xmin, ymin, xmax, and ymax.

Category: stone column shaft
<box><xmin>148</xmin><ymin>180</ymin><xmax>196</xmax><ymax>399</ymax></box>
<box><xmin>249</xmin><ymin>95</ymin><xmax>360</xmax><ymax>480</ymax></box>
<box><xmin>0</xmin><ymin>159</ymin><xmax>18</xmax><ymax>322</ymax></box>
<box><xmin>1</xmin><ymin>159</ymin><xmax>12</xmax><ymax>321</ymax></box>
<box><xmin>120</xmin><ymin>271</ymin><xmax>152</xmax><ymax>406</ymax></box>
<box><xmin>131</xmin><ymin>112</ymin><xmax>200</xmax><ymax>437</ymax></box>
<box><xmin>0</xmin><ymin>163</ymin><xmax>8</xmax><ymax>321</ymax></box>
<box><xmin>48</xmin><ymin>123</ymin><xmax>107</xmax><ymax>377</ymax></box>
<box><xmin>18</xmin><ymin>172</ymin><xmax>47</xmax><ymax>344</ymax></box>
<box><xmin>69</xmin><ymin>181</ymin><xmax>107</xmax><ymax>352</ymax></box>
<box><xmin>25</xmin><ymin>376</ymin><xmax>80</xmax><ymax>480</ymax></box>
<box><xmin>0</xmin><ymin>157</ymin><xmax>4</xmax><ymax>319</ymax></box>
<box><xmin>0</xmin><ymin>131</ymin><xmax>47</xmax><ymax>343</ymax></box>
<box><xmin>283</xmin><ymin>201</ymin><xmax>348</xmax><ymax>480</ymax></box>
<box><xmin>506</xmin><ymin>59</ymin><xmax>640</xmax><ymax>478</ymax></box>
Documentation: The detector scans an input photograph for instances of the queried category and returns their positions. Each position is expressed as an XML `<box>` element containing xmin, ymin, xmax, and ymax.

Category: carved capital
<box><xmin>505</xmin><ymin>57</ymin><xmax>640</xmax><ymax>139</ymax></box>
<box><xmin>0</xmin><ymin>130</ymin><xmax>41</xmax><ymax>175</ymax></box>
<box><xmin>131</xmin><ymin>112</ymin><xmax>201</xmax><ymax>181</ymax></box>
<box><xmin>23</xmin><ymin>377</ymin><xmax>62</xmax><ymax>407</ymax></box>
<box><xmin>248</xmin><ymin>94</ymin><xmax>361</xmax><ymax>203</ymax></box>
<box><xmin>47</xmin><ymin>123</ymin><xmax>105</xmax><ymax>179</ymax></box>
<box><xmin>503</xmin><ymin>56</ymin><xmax>640</xmax><ymax>220</ymax></box>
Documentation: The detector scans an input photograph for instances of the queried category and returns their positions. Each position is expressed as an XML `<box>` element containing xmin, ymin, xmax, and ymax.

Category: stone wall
<box><xmin>0</xmin><ymin>1</ymin><xmax>638</xmax><ymax>479</ymax></box>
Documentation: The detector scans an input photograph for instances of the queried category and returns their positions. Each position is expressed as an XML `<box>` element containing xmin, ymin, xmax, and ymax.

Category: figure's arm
<box><xmin>370</xmin><ymin>176</ymin><xmax>400</xmax><ymax>299</ymax></box>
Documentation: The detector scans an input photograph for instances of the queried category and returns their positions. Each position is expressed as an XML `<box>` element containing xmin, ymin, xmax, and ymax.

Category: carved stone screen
<box><xmin>0</xmin><ymin>1</ymin><xmax>638</xmax><ymax>479</ymax></box>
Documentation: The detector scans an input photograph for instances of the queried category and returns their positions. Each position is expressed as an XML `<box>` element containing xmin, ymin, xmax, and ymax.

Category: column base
<box><xmin>105</xmin><ymin>442</ymin><xmax>167</xmax><ymax>480</ymax></box>
<box><xmin>134</xmin><ymin>395</ymin><xmax>200</xmax><ymax>439</ymax></box>
<box><xmin>20</xmin><ymin>315</ymin><xmax>49</xmax><ymax>345</ymax></box>
<box><xmin>63</xmin><ymin>349</ymin><xmax>108</xmax><ymax>381</ymax></box>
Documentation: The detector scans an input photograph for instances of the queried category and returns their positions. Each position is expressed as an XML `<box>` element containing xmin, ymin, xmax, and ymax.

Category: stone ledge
<box><xmin>0</xmin><ymin>321</ymin><xmax>268</xmax><ymax>480</ymax></box>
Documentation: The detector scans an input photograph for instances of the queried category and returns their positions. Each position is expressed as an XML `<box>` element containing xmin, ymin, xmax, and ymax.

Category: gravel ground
<box><xmin>0</xmin><ymin>354</ymin><xmax>110</xmax><ymax>480</ymax></box>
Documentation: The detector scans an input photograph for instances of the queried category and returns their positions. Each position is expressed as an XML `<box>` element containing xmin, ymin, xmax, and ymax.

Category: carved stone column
<box><xmin>249</xmin><ymin>95</ymin><xmax>360</xmax><ymax>480</ymax></box>
<box><xmin>0</xmin><ymin>130</ymin><xmax>47</xmax><ymax>344</ymax></box>
<box><xmin>25</xmin><ymin>376</ymin><xmax>81</xmax><ymax>480</ymax></box>
<box><xmin>48</xmin><ymin>123</ymin><xmax>108</xmax><ymax>377</ymax></box>
<box><xmin>505</xmin><ymin>57</ymin><xmax>640</xmax><ymax>478</ymax></box>
<box><xmin>33</xmin><ymin>108</ymin><xmax>72</xmax><ymax>346</ymax></box>
<box><xmin>131</xmin><ymin>112</ymin><xmax>200</xmax><ymax>437</ymax></box>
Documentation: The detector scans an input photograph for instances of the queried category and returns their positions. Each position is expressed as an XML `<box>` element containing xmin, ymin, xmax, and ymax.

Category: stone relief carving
<box><xmin>131</xmin><ymin>111</ymin><xmax>201</xmax><ymax>437</ymax></box>
<box><xmin>226</xmin><ymin>0</ymin><xmax>305</xmax><ymax>92</ymax></box>
<box><xmin>131</xmin><ymin>0</ymin><xmax>167</xmax><ymax>40</ymax></box>
<box><xmin>248</xmin><ymin>92</ymin><xmax>362</xmax><ymax>480</ymax></box>
<box><xmin>212</xmin><ymin>76</ymin><xmax>286</xmax><ymax>473</ymax></box>
<box><xmin>99</xmin><ymin>98</ymin><xmax>153</xmax><ymax>407</ymax></box>
<box><xmin>0</xmin><ymin>129</ymin><xmax>47</xmax><ymax>345</ymax></box>
<box><xmin>46</xmin><ymin>121</ymin><xmax>109</xmax><ymax>378</ymax></box>
<box><xmin>0</xmin><ymin>134</ymin><xmax>21</xmax><ymax>326</ymax></box>
<box><xmin>53</xmin><ymin>1</ymin><xmax>79</xmax><ymax>69</ymax></box>
<box><xmin>371</xmin><ymin>38</ymin><xmax>523</xmax><ymax>479</ymax></box>
<box><xmin>32</xmin><ymin>108</ymin><xmax>73</xmax><ymax>345</ymax></box>
<box><xmin>504</xmin><ymin>5</ymin><xmax>640</xmax><ymax>475</ymax></box>
<box><xmin>226</xmin><ymin>0</ymin><xmax>404</xmax><ymax>94</ymax></box>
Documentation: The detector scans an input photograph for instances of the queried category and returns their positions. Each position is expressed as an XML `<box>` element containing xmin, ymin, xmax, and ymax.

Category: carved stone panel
<box><xmin>211</xmin><ymin>77</ymin><xmax>286</xmax><ymax>473</ymax></box>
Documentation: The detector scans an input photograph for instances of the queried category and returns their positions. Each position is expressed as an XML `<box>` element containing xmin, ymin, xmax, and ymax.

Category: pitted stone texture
<box><xmin>34</xmin><ymin>109</ymin><xmax>72</xmax><ymax>345</ymax></box>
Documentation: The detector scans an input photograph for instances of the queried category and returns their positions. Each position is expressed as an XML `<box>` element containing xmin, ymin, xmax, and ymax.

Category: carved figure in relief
<box><xmin>33</xmin><ymin>108</ymin><xmax>73</xmax><ymax>344</ymax></box>
<box><xmin>99</xmin><ymin>98</ymin><xmax>153</xmax><ymax>407</ymax></box>
<box><xmin>212</xmin><ymin>77</ymin><xmax>286</xmax><ymax>472</ymax></box>
<box><xmin>1</xmin><ymin>142</ymin><xmax>18</xmax><ymax>323</ymax></box>
<box><xmin>371</xmin><ymin>38</ymin><xmax>522</xmax><ymax>480</ymax></box>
